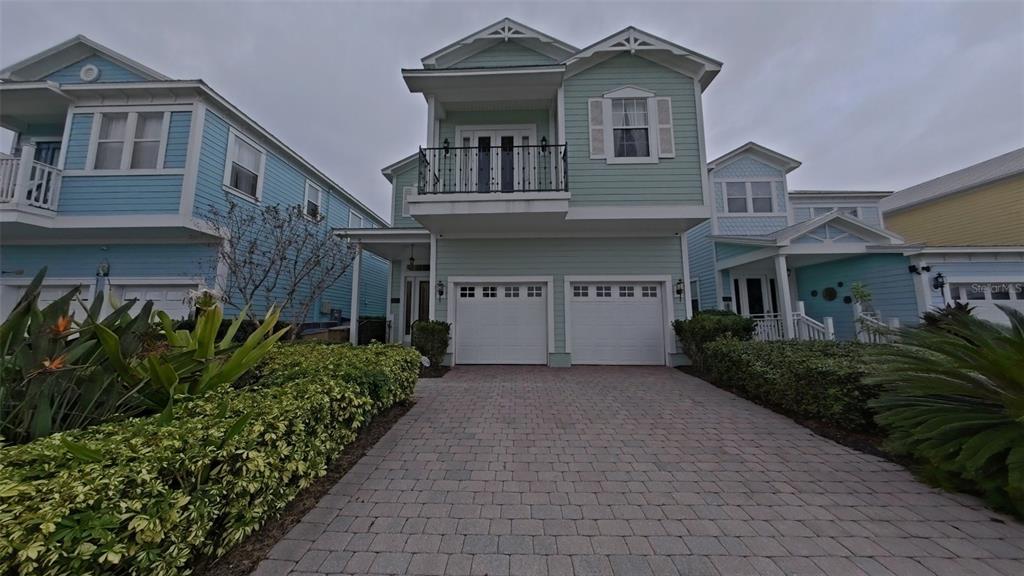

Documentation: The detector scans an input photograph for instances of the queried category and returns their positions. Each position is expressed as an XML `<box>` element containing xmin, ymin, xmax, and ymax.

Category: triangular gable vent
<box><xmin>485</xmin><ymin>23</ymin><xmax>530</xmax><ymax>42</ymax></box>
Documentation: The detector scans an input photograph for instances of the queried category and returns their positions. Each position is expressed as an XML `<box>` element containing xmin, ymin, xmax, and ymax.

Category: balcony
<box><xmin>418</xmin><ymin>142</ymin><xmax>567</xmax><ymax>195</ymax></box>
<box><xmin>0</xmin><ymin>144</ymin><xmax>62</xmax><ymax>213</ymax></box>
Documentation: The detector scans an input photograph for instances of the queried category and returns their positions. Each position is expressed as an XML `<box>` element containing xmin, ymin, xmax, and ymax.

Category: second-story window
<box><xmin>611</xmin><ymin>98</ymin><xmax>649</xmax><ymax>158</ymax></box>
<box><xmin>92</xmin><ymin>111</ymin><xmax>169</xmax><ymax>171</ymax></box>
<box><xmin>94</xmin><ymin>113</ymin><xmax>127</xmax><ymax>169</ymax></box>
<box><xmin>304</xmin><ymin>181</ymin><xmax>323</xmax><ymax>219</ymax></box>
<box><xmin>130</xmin><ymin>112</ymin><xmax>163</xmax><ymax>169</ymax></box>
<box><xmin>222</xmin><ymin>129</ymin><xmax>265</xmax><ymax>201</ymax></box>
<box><xmin>725</xmin><ymin>181</ymin><xmax>775</xmax><ymax>214</ymax></box>
<box><xmin>349</xmin><ymin>212</ymin><xmax>363</xmax><ymax>229</ymax></box>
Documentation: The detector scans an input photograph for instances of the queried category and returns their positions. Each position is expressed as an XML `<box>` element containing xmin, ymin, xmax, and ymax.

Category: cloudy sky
<box><xmin>1</xmin><ymin>0</ymin><xmax>1021</xmax><ymax>220</ymax></box>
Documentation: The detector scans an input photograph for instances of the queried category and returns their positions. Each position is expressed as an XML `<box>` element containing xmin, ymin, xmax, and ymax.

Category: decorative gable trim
<box><xmin>708</xmin><ymin>141</ymin><xmax>802</xmax><ymax>174</ymax></box>
<box><xmin>774</xmin><ymin>211</ymin><xmax>905</xmax><ymax>246</ymax></box>
<box><xmin>603</xmin><ymin>85</ymin><xmax>655</xmax><ymax>98</ymax></box>
<box><xmin>0</xmin><ymin>35</ymin><xmax>169</xmax><ymax>82</ymax></box>
<box><xmin>421</xmin><ymin>18</ymin><xmax>577</xmax><ymax>69</ymax></box>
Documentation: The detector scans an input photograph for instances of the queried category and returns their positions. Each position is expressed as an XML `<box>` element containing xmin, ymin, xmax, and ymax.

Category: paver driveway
<box><xmin>255</xmin><ymin>366</ymin><xmax>1024</xmax><ymax>576</ymax></box>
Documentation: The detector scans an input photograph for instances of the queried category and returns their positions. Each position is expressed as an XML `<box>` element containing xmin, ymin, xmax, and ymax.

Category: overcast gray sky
<box><xmin>2</xmin><ymin>0</ymin><xmax>1022</xmax><ymax>220</ymax></box>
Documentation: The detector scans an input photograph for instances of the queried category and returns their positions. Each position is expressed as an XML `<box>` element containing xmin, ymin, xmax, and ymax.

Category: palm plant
<box><xmin>869</xmin><ymin>305</ymin><xmax>1024</xmax><ymax>516</ymax></box>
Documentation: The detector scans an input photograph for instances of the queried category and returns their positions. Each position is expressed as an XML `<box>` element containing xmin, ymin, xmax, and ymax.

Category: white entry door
<box><xmin>569</xmin><ymin>282</ymin><xmax>666</xmax><ymax>365</ymax></box>
<box><xmin>454</xmin><ymin>283</ymin><xmax>547</xmax><ymax>364</ymax></box>
<box><xmin>458</xmin><ymin>128</ymin><xmax>536</xmax><ymax>192</ymax></box>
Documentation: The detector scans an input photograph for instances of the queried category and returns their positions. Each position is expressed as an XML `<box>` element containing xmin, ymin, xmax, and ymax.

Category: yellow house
<box><xmin>881</xmin><ymin>148</ymin><xmax>1024</xmax><ymax>246</ymax></box>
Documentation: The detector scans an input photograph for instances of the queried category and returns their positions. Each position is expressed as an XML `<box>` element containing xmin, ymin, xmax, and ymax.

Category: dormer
<box><xmin>708</xmin><ymin>142</ymin><xmax>800</xmax><ymax>236</ymax></box>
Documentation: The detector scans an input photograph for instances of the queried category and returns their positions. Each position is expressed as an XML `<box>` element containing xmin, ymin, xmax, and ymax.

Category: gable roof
<box><xmin>712</xmin><ymin>210</ymin><xmax>905</xmax><ymax>246</ymax></box>
<box><xmin>421</xmin><ymin>18</ymin><xmax>577</xmax><ymax>69</ymax></box>
<box><xmin>0</xmin><ymin>34</ymin><xmax>169</xmax><ymax>82</ymax></box>
<box><xmin>708</xmin><ymin>141</ymin><xmax>801</xmax><ymax>174</ymax></box>
<box><xmin>381</xmin><ymin>152</ymin><xmax>419</xmax><ymax>183</ymax></box>
<box><xmin>881</xmin><ymin>147</ymin><xmax>1024</xmax><ymax>213</ymax></box>
<box><xmin>565</xmin><ymin>26</ymin><xmax>722</xmax><ymax>90</ymax></box>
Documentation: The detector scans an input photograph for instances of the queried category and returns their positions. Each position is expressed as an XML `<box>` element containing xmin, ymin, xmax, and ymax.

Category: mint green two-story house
<box><xmin>344</xmin><ymin>19</ymin><xmax>720</xmax><ymax>366</ymax></box>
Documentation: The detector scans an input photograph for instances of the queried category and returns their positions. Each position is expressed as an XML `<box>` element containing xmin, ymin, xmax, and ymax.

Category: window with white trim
<box><xmin>223</xmin><ymin>129</ymin><xmax>265</xmax><ymax>200</ymax></box>
<box><xmin>611</xmin><ymin>98</ymin><xmax>649</xmax><ymax>158</ymax></box>
<box><xmin>348</xmin><ymin>212</ymin><xmax>363</xmax><ymax>229</ymax></box>
<box><xmin>596</xmin><ymin>285</ymin><xmax>612</xmax><ymax>298</ymax></box>
<box><xmin>641</xmin><ymin>285</ymin><xmax>658</xmax><ymax>298</ymax></box>
<box><xmin>588</xmin><ymin>89</ymin><xmax>674</xmax><ymax>163</ymax></box>
<box><xmin>460</xmin><ymin>286</ymin><xmax>475</xmax><ymax>298</ymax></box>
<box><xmin>91</xmin><ymin>111</ymin><xmax>169</xmax><ymax>171</ymax></box>
<box><xmin>725</xmin><ymin>181</ymin><xmax>775</xmax><ymax>214</ymax></box>
<box><xmin>304</xmin><ymin>181</ymin><xmax>324</xmax><ymax>219</ymax></box>
<box><xmin>401</xmin><ymin>186</ymin><xmax>414</xmax><ymax>218</ymax></box>
<box><xmin>482</xmin><ymin>286</ymin><xmax>497</xmax><ymax>298</ymax></box>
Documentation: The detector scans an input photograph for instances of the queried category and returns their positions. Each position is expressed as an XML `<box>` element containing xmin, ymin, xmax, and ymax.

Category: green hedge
<box><xmin>0</xmin><ymin>344</ymin><xmax>420</xmax><ymax>576</ymax></box>
<box><xmin>257</xmin><ymin>342</ymin><xmax>420</xmax><ymax>413</ymax></box>
<box><xmin>703</xmin><ymin>339</ymin><xmax>882</xmax><ymax>432</ymax></box>
<box><xmin>672</xmin><ymin>311</ymin><xmax>754</xmax><ymax>371</ymax></box>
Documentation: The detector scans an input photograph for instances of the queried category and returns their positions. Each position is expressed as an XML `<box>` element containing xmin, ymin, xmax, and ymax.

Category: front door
<box><xmin>733</xmin><ymin>276</ymin><xmax>775</xmax><ymax>317</ymax></box>
<box><xmin>458</xmin><ymin>129</ymin><xmax>535</xmax><ymax>192</ymax></box>
<box><xmin>33</xmin><ymin>141</ymin><xmax>62</xmax><ymax>166</ymax></box>
<box><xmin>402</xmin><ymin>276</ymin><xmax>430</xmax><ymax>343</ymax></box>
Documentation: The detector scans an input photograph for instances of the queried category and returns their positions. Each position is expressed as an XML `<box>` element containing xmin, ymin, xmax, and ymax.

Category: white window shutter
<box><xmin>402</xmin><ymin>186</ymin><xmax>414</xmax><ymax>218</ymax></box>
<box><xmin>656</xmin><ymin>97</ymin><xmax>674</xmax><ymax>158</ymax></box>
<box><xmin>588</xmin><ymin>98</ymin><xmax>606</xmax><ymax>159</ymax></box>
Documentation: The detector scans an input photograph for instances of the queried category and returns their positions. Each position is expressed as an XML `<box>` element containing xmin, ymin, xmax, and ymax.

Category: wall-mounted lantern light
<box><xmin>540</xmin><ymin>136</ymin><xmax>548</xmax><ymax>152</ymax></box>
<box><xmin>675</xmin><ymin>278</ymin><xmax>685</xmax><ymax>301</ymax></box>
<box><xmin>932</xmin><ymin>272</ymin><xmax>946</xmax><ymax>291</ymax></box>
<box><xmin>436</xmin><ymin>281</ymin><xmax>446</xmax><ymax>299</ymax></box>
<box><xmin>96</xmin><ymin>260</ymin><xmax>110</xmax><ymax>277</ymax></box>
<box><xmin>442</xmin><ymin>138</ymin><xmax>450</xmax><ymax>156</ymax></box>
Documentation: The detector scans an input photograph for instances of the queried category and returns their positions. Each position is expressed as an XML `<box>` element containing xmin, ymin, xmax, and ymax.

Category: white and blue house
<box><xmin>0</xmin><ymin>35</ymin><xmax>389</xmax><ymax>326</ymax></box>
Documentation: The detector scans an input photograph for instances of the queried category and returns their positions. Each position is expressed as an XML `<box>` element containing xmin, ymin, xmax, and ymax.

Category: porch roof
<box><xmin>712</xmin><ymin>210</ymin><xmax>906</xmax><ymax>247</ymax></box>
<box><xmin>333</xmin><ymin>228</ymin><xmax>430</xmax><ymax>260</ymax></box>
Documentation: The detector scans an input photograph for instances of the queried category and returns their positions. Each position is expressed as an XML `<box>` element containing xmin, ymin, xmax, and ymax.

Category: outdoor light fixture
<box><xmin>908</xmin><ymin>265</ymin><xmax>932</xmax><ymax>275</ymax></box>
<box><xmin>442</xmin><ymin>138</ymin><xmax>450</xmax><ymax>156</ymax></box>
<box><xmin>540</xmin><ymin>136</ymin><xmax>548</xmax><ymax>151</ymax></box>
<box><xmin>675</xmin><ymin>278</ymin><xmax>685</xmax><ymax>301</ymax></box>
<box><xmin>96</xmin><ymin>260</ymin><xmax>110</xmax><ymax>277</ymax></box>
<box><xmin>932</xmin><ymin>272</ymin><xmax>946</xmax><ymax>291</ymax></box>
<box><xmin>407</xmin><ymin>245</ymin><xmax>416</xmax><ymax>271</ymax></box>
<box><xmin>436</xmin><ymin>281</ymin><xmax>446</xmax><ymax>299</ymax></box>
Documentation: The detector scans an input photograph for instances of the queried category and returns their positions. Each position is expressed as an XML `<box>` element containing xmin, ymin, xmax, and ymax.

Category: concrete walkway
<box><xmin>254</xmin><ymin>366</ymin><xmax>1024</xmax><ymax>575</ymax></box>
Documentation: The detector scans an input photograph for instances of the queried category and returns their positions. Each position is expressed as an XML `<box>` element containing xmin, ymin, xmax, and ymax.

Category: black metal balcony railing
<box><xmin>418</xmin><ymin>142</ymin><xmax>567</xmax><ymax>194</ymax></box>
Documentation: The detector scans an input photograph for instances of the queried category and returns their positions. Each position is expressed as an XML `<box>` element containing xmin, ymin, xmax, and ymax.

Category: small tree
<box><xmin>206</xmin><ymin>199</ymin><xmax>357</xmax><ymax>338</ymax></box>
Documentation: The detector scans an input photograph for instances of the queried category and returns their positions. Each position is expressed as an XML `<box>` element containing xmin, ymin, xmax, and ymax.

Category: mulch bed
<box><xmin>192</xmin><ymin>400</ymin><xmax>415</xmax><ymax>576</ymax></box>
<box><xmin>676</xmin><ymin>366</ymin><xmax>891</xmax><ymax>460</ymax></box>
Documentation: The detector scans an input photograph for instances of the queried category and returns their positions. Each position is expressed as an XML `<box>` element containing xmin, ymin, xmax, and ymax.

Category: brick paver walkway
<box><xmin>254</xmin><ymin>366</ymin><xmax>1024</xmax><ymax>575</ymax></box>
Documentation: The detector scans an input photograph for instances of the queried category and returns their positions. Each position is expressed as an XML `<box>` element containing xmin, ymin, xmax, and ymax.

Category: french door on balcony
<box><xmin>457</xmin><ymin>127</ymin><xmax>536</xmax><ymax>193</ymax></box>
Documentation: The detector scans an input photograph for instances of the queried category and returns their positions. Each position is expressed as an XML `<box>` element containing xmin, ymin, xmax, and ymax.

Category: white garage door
<box><xmin>118</xmin><ymin>284</ymin><xmax>195</xmax><ymax>320</ymax></box>
<box><xmin>0</xmin><ymin>282</ymin><xmax>95</xmax><ymax>322</ymax></box>
<box><xmin>570</xmin><ymin>282</ymin><xmax>666</xmax><ymax>365</ymax></box>
<box><xmin>950</xmin><ymin>281</ymin><xmax>1023</xmax><ymax>325</ymax></box>
<box><xmin>455</xmin><ymin>283</ymin><xmax>547</xmax><ymax>364</ymax></box>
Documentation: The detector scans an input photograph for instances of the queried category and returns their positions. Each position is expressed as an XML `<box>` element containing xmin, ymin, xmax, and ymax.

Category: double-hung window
<box><xmin>725</xmin><ymin>181</ymin><xmax>775</xmax><ymax>213</ymax></box>
<box><xmin>611</xmin><ymin>98</ymin><xmax>650</xmax><ymax>158</ymax></box>
<box><xmin>223</xmin><ymin>129</ymin><xmax>265</xmax><ymax>200</ymax></box>
<box><xmin>92</xmin><ymin>111</ymin><xmax>168</xmax><ymax>170</ymax></box>
<box><xmin>304</xmin><ymin>181</ymin><xmax>324</xmax><ymax>219</ymax></box>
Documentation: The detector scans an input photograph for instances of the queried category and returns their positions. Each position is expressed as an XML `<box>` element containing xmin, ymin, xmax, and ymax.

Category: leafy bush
<box><xmin>256</xmin><ymin>342</ymin><xmax>420</xmax><ymax>412</ymax></box>
<box><xmin>672</xmin><ymin>310</ymin><xmax>754</xmax><ymax>371</ymax></box>
<box><xmin>1</xmin><ymin>271</ymin><xmax>286</xmax><ymax>444</ymax></box>
<box><xmin>920</xmin><ymin>300</ymin><xmax>974</xmax><ymax>330</ymax></box>
<box><xmin>173</xmin><ymin>316</ymin><xmax>292</xmax><ymax>343</ymax></box>
<box><xmin>0</xmin><ymin>375</ymin><xmax>374</xmax><ymax>576</ymax></box>
<box><xmin>411</xmin><ymin>320</ymin><xmax>451</xmax><ymax>370</ymax></box>
<box><xmin>703</xmin><ymin>339</ymin><xmax>883</xmax><ymax>432</ymax></box>
<box><xmin>869</xmin><ymin>305</ymin><xmax>1024</xmax><ymax>516</ymax></box>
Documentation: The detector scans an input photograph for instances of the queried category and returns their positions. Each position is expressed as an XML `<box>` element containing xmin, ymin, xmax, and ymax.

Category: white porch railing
<box><xmin>853</xmin><ymin>302</ymin><xmax>900</xmax><ymax>344</ymax></box>
<box><xmin>793</xmin><ymin>301</ymin><xmax>835</xmax><ymax>341</ymax></box>
<box><xmin>0</xmin><ymin>144</ymin><xmax>62</xmax><ymax>211</ymax></box>
<box><xmin>751</xmin><ymin>313</ymin><xmax>786</xmax><ymax>341</ymax></box>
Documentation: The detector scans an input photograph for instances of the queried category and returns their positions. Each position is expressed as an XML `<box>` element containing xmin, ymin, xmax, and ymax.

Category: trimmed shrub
<box><xmin>411</xmin><ymin>320</ymin><xmax>451</xmax><ymax>370</ymax></box>
<box><xmin>702</xmin><ymin>339</ymin><xmax>883</xmax><ymax>432</ymax></box>
<box><xmin>257</xmin><ymin>342</ymin><xmax>420</xmax><ymax>412</ymax></box>
<box><xmin>672</xmin><ymin>310</ymin><xmax>754</xmax><ymax>371</ymax></box>
<box><xmin>0</xmin><ymin>376</ymin><xmax>373</xmax><ymax>576</ymax></box>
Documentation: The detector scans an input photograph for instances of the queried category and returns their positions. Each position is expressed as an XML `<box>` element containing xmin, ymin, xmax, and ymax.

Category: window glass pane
<box><xmin>725</xmin><ymin>182</ymin><xmax>746</xmax><ymax>197</ymax></box>
<box><xmin>954</xmin><ymin>283</ymin><xmax>986</xmax><ymax>300</ymax></box>
<box><xmin>613</xmin><ymin>128</ymin><xmax>649</xmax><ymax>157</ymax></box>
<box><xmin>726</xmin><ymin>197</ymin><xmax>747</xmax><ymax>213</ymax></box>
<box><xmin>752</xmin><ymin>196</ymin><xmax>773</xmax><ymax>213</ymax></box>
<box><xmin>234</xmin><ymin>137</ymin><xmax>261</xmax><ymax>171</ymax></box>
<box><xmin>130</xmin><ymin>140</ymin><xmax>159</xmax><ymax>169</ymax></box>
<box><xmin>99</xmin><ymin>113</ymin><xmax>127</xmax><ymax>140</ymax></box>
<box><xmin>750</xmin><ymin>182</ymin><xmax>771</xmax><ymax>196</ymax></box>
<box><xmin>611</xmin><ymin>98</ymin><xmax>648</xmax><ymax>127</ymax></box>
<box><xmin>231</xmin><ymin>164</ymin><xmax>258</xmax><ymax>197</ymax></box>
<box><xmin>95</xmin><ymin>142</ymin><xmax>123</xmax><ymax>169</ymax></box>
<box><xmin>134</xmin><ymin>113</ymin><xmax>163</xmax><ymax>140</ymax></box>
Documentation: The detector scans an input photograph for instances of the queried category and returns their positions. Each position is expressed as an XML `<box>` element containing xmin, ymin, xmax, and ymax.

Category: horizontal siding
<box><xmin>45</xmin><ymin>55</ymin><xmax>146</xmax><ymax>84</ymax></box>
<box><xmin>390</xmin><ymin>162</ymin><xmax>422</xmax><ymax>228</ymax></box>
<box><xmin>563</xmin><ymin>54</ymin><xmax>702</xmax><ymax>206</ymax></box>
<box><xmin>58</xmin><ymin>175</ymin><xmax>183</xmax><ymax>214</ymax></box>
<box><xmin>0</xmin><ymin>243</ymin><xmax>219</xmax><ymax>285</ymax></box>
<box><xmin>438</xmin><ymin>109</ymin><xmax>551</xmax><ymax>147</ymax></box>
<box><xmin>884</xmin><ymin>176</ymin><xmax>1024</xmax><ymax>246</ymax></box>
<box><xmin>796</xmin><ymin>254</ymin><xmax>919</xmax><ymax>340</ymax></box>
<box><xmin>685</xmin><ymin>221</ymin><xmax>718</xmax><ymax>310</ymax></box>
<box><xmin>359</xmin><ymin>254</ymin><xmax>390</xmax><ymax>317</ymax></box>
<box><xmin>162</xmin><ymin>111</ymin><xmax>191</xmax><ymax>169</ymax></box>
<box><xmin>450</xmin><ymin>42</ymin><xmax>557</xmax><ymax>68</ymax></box>
<box><xmin>63</xmin><ymin>113</ymin><xmax>93</xmax><ymax>170</ymax></box>
<box><xmin>715</xmin><ymin>241</ymin><xmax>763</xmax><ymax>262</ymax></box>
<box><xmin>436</xmin><ymin>236</ymin><xmax>686</xmax><ymax>356</ymax></box>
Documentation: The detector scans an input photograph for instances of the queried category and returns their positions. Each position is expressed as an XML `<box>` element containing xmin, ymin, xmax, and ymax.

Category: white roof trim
<box><xmin>0</xmin><ymin>35</ymin><xmax>169</xmax><ymax>81</ymax></box>
<box><xmin>421</xmin><ymin>18</ymin><xmax>577</xmax><ymax>68</ymax></box>
<box><xmin>708</xmin><ymin>141</ymin><xmax>801</xmax><ymax>173</ymax></box>
<box><xmin>774</xmin><ymin>211</ymin><xmax>905</xmax><ymax>245</ymax></box>
<box><xmin>603</xmin><ymin>85</ymin><xmax>655</xmax><ymax>98</ymax></box>
<box><xmin>381</xmin><ymin>153</ymin><xmax>419</xmax><ymax>182</ymax></box>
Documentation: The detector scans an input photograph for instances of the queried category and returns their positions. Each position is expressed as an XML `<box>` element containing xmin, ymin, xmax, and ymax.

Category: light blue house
<box><xmin>344</xmin><ymin>19</ymin><xmax>721</xmax><ymax>366</ymax></box>
<box><xmin>0</xmin><ymin>35</ymin><xmax>388</xmax><ymax>326</ymax></box>
<box><xmin>686</xmin><ymin>142</ymin><xmax>921</xmax><ymax>341</ymax></box>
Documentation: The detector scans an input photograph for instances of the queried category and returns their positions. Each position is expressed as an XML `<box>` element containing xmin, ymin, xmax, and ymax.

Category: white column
<box><xmin>349</xmin><ymin>246</ymin><xmax>362</xmax><ymax>344</ymax></box>
<box><xmin>680</xmin><ymin>233</ymin><xmax>693</xmax><ymax>319</ymax></box>
<box><xmin>13</xmin><ymin>143</ymin><xmax>35</xmax><ymax>206</ymax></box>
<box><xmin>428</xmin><ymin>234</ymin><xmax>437</xmax><ymax>320</ymax></box>
<box><xmin>774</xmin><ymin>254</ymin><xmax>795</xmax><ymax>339</ymax></box>
<box><xmin>912</xmin><ymin>258</ymin><xmax>932</xmax><ymax>315</ymax></box>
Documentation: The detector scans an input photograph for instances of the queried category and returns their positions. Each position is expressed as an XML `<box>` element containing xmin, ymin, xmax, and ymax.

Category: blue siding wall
<box><xmin>715</xmin><ymin>242</ymin><xmax>763</xmax><ymax>262</ymax></box>
<box><xmin>45</xmin><ymin>55</ymin><xmax>147</xmax><ymax>84</ymax></box>
<box><xmin>193</xmin><ymin>109</ymin><xmax>386</xmax><ymax>323</ymax></box>
<box><xmin>63</xmin><ymin>113</ymin><xmax>93</xmax><ymax>170</ymax></box>
<box><xmin>686</xmin><ymin>221</ymin><xmax>718</xmax><ymax>310</ymax></box>
<box><xmin>58</xmin><ymin>175</ymin><xmax>184</xmax><ymax>214</ymax></box>
<box><xmin>796</xmin><ymin>254</ymin><xmax>919</xmax><ymax>340</ymax></box>
<box><xmin>0</xmin><ymin>243</ymin><xmax>219</xmax><ymax>286</ymax></box>
<box><xmin>163</xmin><ymin>111</ymin><xmax>191</xmax><ymax>169</ymax></box>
